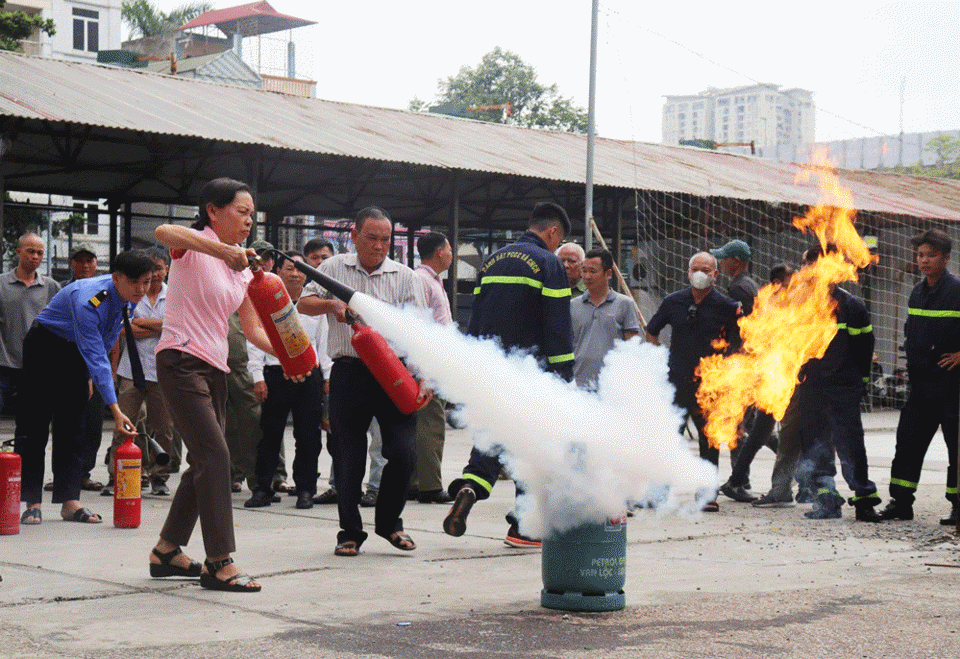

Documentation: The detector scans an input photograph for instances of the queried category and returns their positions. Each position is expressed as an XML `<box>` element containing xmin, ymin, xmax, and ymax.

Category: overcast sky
<box><xmin>148</xmin><ymin>0</ymin><xmax>960</xmax><ymax>144</ymax></box>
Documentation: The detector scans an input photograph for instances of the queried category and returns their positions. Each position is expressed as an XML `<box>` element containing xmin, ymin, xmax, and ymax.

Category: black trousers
<box><xmin>15</xmin><ymin>324</ymin><xmax>91</xmax><ymax>505</ymax></box>
<box><xmin>78</xmin><ymin>387</ymin><xmax>105</xmax><ymax>481</ymax></box>
<box><xmin>890</xmin><ymin>376</ymin><xmax>959</xmax><ymax>505</ymax></box>
<box><xmin>254</xmin><ymin>366</ymin><xmax>322</xmax><ymax>495</ymax></box>
<box><xmin>674</xmin><ymin>387</ymin><xmax>743</xmax><ymax>479</ymax></box>
<box><xmin>798</xmin><ymin>382</ymin><xmax>878</xmax><ymax>503</ymax></box>
<box><xmin>728</xmin><ymin>409</ymin><xmax>776</xmax><ymax>487</ymax></box>
<box><xmin>328</xmin><ymin>358</ymin><xmax>417</xmax><ymax>546</ymax></box>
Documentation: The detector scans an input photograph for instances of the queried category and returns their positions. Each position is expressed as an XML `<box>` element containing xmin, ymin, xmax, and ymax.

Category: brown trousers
<box><xmin>108</xmin><ymin>377</ymin><xmax>174</xmax><ymax>480</ymax></box>
<box><xmin>156</xmin><ymin>349</ymin><xmax>235</xmax><ymax>556</ymax></box>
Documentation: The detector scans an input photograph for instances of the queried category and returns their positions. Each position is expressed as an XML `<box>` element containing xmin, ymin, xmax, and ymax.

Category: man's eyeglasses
<box><xmin>687</xmin><ymin>304</ymin><xmax>698</xmax><ymax>322</ymax></box>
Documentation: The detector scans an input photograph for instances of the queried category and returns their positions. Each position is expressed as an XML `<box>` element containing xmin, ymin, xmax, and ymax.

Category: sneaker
<box><xmin>313</xmin><ymin>488</ymin><xmax>338</xmax><ymax>504</ymax></box>
<box><xmin>359</xmin><ymin>490</ymin><xmax>378</xmax><ymax>507</ymax></box>
<box><xmin>752</xmin><ymin>492</ymin><xmax>795</xmax><ymax>508</ymax></box>
<box><xmin>504</xmin><ymin>524</ymin><xmax>541</xmax><ymax>548</ymax></box>
<box><xmin>150</xmin><ymin>479</ymin><xmax>170</xmax><ymax>496</ymax></box>
<box><xmin>719</xmin><ymin>482</ymin><xmax>759</xmax><ymax>503</ymax></box>
<box><xmin>879</xmin><ymin>500</ymin><xmax>913</xmax><ymax>521</ymax></box>
<box><xmin>443</xmin><ymin>487</ymin><xmax>477</xmax><ymax>537</ymax></box>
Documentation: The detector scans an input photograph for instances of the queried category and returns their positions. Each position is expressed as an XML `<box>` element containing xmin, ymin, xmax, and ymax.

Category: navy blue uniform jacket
<box><xmin>903</xmin><ymin>271</ymin><xmax>960</xmax><ymax>381</ymax></box>
<box><xmin>800</xmin><ymin>286</ymin><xmax>873</xmax><ymax>389</ymax></box>
<box><xmin>467</xmin><ymin>231</ymin><xmax>574</xmax><ymax>381</ymax></box>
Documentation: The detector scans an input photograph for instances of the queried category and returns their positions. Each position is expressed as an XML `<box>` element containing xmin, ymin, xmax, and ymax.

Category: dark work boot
<box><xmin>854</xmin><ymin>504</ymin><xmax>883</xmax><ymax>523</ymax></box>
<box><xmin>879</xmin><ymin>499</ymin><xmax>913</xmax><ymax>521</ymax></box>
<box><xmin>443</xmin><ymin>486</ymin><xmax>477</xmax><ymax>537</ymax></box>
<box><xmin>804</xmin><ymin>492</ymin><xmax>843</xmax><ymax>519</ymax></box>
<box><xmin>940</xmin><ymin>501</ymin><xmax>959</xmax><ymax>526</ymax></box>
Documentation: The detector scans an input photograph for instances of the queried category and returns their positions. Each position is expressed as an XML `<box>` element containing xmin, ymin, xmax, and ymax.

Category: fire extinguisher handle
<box><xmin>344</xmin><ymin>309</ymin><xmax>360</xmax><ymax>325</ymax></box>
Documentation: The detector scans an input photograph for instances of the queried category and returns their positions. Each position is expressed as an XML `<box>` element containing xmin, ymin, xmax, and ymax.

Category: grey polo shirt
<box><xmin>0</xmin><ymin>269</ymin><xmax>61</xmax><ymax>369</ymax></box>
<box><xmin>302</xmin><ymin>252</ymin><xmax>426</xmax><ymax>359</ymax></box>
<box><xmin>571</xmin><ymin>289</ymin><xmax>640</xmax><ymax>389</ymax></box>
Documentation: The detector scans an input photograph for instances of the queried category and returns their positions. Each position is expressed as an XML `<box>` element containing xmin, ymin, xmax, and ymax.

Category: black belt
<box><xmin>263</xmin><ymin>364</ymin><xmax>284</xmax><ymax>372</ymax></box>
<box><xmin>333</xmin><ymin>356</ymin><xmax>361</xmax><ymax>364</ymax></box>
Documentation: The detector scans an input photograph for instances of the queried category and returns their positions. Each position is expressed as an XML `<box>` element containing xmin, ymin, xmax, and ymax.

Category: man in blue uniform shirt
<box><xmin>645</xmin><ymin>251</ymin><xmax>742</xmax><ymax>512</ymax></box>
<box><xmin>16</xmin><ymin>249</ymin><xmax>154</xmax><ymax>525</ymax></box>
<box><xmin>443</xmin><ymin>202</ymin><xmax>574</xmax><ymax>547</ymax></box>
<box><xmin>882</xmin><ymin>228</ymin><xmax>960</xmax><ymax>524</ymax></box>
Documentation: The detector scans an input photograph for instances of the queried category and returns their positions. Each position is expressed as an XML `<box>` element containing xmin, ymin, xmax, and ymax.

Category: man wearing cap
<box><xmin>56</xmin><ymin>243</ymin><xmax>106</xmax><ymax>492</ymax></box>
<box><xmin>0</xmin><ymin>233</ymin><xmax>60</xmax><ymax>416</ymax></box>
<box><xmin>710</xmin><ymin>239</ymin><xmax>769</xmax><ymax>503</ymax></box>
<box><xmin>711</xmin><ymin>239</ymin><xmax>759</xmax><ymax>316</ymax></box>
<box><xmin>65</xmin><ymin>243</ymin><xmax>98</xmax><ymax>283</ymax></box>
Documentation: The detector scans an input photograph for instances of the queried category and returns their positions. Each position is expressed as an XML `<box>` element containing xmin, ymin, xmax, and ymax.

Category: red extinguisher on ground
<box><xmin>1</xmin><ymin>440</ymin><xmax>21</xmax><ymax>535</ymax></box>
<box><xmin>114</xmin><ymin>432</ymin><xmax>142</xmax><ymax>528</ymax></box>
<box><xmin>283</xmin><ymin>254</ymin><xmax>426</xmax><ymax>415</ymax></box>
<box><xmin>247</xmin><ymin>257</ymin><xmax>317</xmax><ymax>379</ymax></box>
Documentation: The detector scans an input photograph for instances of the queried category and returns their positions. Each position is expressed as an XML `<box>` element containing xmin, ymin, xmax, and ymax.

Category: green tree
<box><xmin>1</xmin><ymin>194</ymin><xmax>84</xmax><ymax>261</ymax></box>
<box><xmin>924</xmin><ymin>134</ymin><xmax>960</xmax><ymax>168</ymax></box>
<box><xmin>121</xmin><ymin>0</ymin><xmax>213</xmax><ymax>39</ymax></box>
<box><xmin>412</xmin><ymin>46</ymin><xmax>589</xmax><ymax>133</ymax></box>
<box><xmin>0</xmin><ymin>0</ymin><xmax>55</xmax><ymax>53</ymax></box>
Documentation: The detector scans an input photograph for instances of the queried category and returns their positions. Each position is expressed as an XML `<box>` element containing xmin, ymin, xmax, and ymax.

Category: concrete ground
<box><xmin>1</xmin><ymin>410</ymin><xmax>958</xmax><ymax>659</ymax></box>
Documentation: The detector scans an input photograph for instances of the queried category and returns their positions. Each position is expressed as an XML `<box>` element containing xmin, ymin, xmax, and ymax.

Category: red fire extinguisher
<box><xmin>247</xmin><ymin>260</ymin><xmax>317</xmax><ymax>379</ymax></box>
<box><xmin>347</xmin><ymin>311</ymin><xmax>426</xmax><ymax>416</ymax></box>
<box><xmin>114</xmin><ymin>434</ymin><xmax>142</xmax><ymax>529</ymax></box>
<box><xmin>1</xmin><ymin>440</ymin><xmax>21</xmax><ymax>535</ymax></box>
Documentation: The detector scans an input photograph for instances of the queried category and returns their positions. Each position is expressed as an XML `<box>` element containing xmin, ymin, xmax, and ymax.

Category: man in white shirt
<box><xmin>245</xmin><ymin>251</ymin><xmax>329</xmax><ymax>510</ymax></box>
<box><xmin>106</xmin><ymin>248</ymin><xmax>174</xmax><ymax>495</ymax></box>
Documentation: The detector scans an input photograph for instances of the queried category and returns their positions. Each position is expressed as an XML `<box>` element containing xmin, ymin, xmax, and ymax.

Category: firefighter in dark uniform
<box><xmin>443</xmin><ymin>202</ymin><xmax>574</xmax><ymax>547</ymax></box>
<box><xmin>881</xmin><ymin>228</ymin><xmax>960</xmax><ymax>524</ymax></box>
<box><xmin>799</xmin><ymin>244</ymin><xmax>882</xmax><ymax>522</ymax></box>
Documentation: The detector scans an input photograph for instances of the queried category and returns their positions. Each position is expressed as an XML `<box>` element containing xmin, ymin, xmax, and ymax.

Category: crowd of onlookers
<box><xmin>3</xmin><ymin>184</ymin><xmax>957</xmax><ymax>592</ymax></box>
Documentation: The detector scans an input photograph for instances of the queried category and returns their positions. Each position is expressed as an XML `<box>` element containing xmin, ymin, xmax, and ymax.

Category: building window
<box><xmin>72</xmin><ymin>7</ymin><xmax>99</xmax><ymax>52</ymax></box>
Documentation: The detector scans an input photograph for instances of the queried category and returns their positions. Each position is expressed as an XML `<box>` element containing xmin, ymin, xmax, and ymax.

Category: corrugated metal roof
<box><xmin>1</xmin><ymin>51</ymin><xmax>958</xmax><ymax>221</ymax></box>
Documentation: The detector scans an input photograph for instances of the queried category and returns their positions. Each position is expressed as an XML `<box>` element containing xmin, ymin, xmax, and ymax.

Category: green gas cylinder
<box><xmin>540</xmin><ymin>516</ymin><xmax>627</xmax><ymax>612</ymax></box>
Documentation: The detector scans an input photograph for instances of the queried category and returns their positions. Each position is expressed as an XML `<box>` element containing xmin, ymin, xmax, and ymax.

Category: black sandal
<box><xmin>199</xmin><ymin>557</ymin><xmax>261</xmax><ymax>593</ymax></box>
<box><xmin>150</xmin><ymin>547</ymin><xmax>202</xmax><ymax>578</ymax></box>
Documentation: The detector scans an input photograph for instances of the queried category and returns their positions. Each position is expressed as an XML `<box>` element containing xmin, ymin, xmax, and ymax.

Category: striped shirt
<box><xmin>302</xmin><ymin>252</ymin><xmax>426</xmax><ymax>359</ymax></box>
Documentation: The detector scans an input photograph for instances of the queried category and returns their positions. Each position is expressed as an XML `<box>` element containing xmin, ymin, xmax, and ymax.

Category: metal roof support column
<box><xmin>0</xmin><ymin>170</ymin><xmax>5</xmax><ymax>262</ymax></box>
<box><xmin>614</xmin><ymin>196</ymin><xmax>623</xmax><ymax>281</ymax></box>
<box><xmin>447</xmin><ymin>171</ymin><xmax>461</xmax><ymax>322</ymax></box>
<box><xmin>407</xmin><ymin>224</ymin><xmax>415</xmax><ymax>269</ymax></box>
<box><xmin>123</xmin><ymin>200</ymin><xmax>132</xmax><ymax>250</ymax></box>
<box><xmin>108</xmin><ymin>199</ymin><xmax>119</xmax><ymax>265</ymax></box>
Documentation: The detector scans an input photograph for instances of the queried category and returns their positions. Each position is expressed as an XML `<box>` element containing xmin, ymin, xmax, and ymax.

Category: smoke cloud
<box><xmin>348</xmin><ymin>293</ymin><xmax>718</xmax><ymax>539</ymax></box>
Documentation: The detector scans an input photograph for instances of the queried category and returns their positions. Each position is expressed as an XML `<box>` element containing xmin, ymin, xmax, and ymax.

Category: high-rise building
<box><xmin>662</xmin><ymin>84</ymin><xmax>815</xmax><ymax>157</ymax></box>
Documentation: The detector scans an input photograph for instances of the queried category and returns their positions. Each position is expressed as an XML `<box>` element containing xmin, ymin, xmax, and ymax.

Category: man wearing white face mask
<box><xmin>645</xmin><ymin>252</ymin><xmax>742</xmax><ymax>512</ymax></box>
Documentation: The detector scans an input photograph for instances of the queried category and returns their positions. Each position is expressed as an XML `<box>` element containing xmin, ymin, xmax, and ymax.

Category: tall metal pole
<box><xmin>584</xmin><ymin>0</ymin><xmax>598</xmax><ymax>251</ymax></box>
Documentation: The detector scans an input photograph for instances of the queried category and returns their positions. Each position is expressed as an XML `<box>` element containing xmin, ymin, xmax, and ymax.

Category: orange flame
<box><xmin>695</xmin><ymin>151</ymin><xmax>877</xmax><ymax>450</ymax></box>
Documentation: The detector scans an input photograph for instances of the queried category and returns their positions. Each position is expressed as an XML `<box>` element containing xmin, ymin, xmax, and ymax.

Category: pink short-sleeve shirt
<box><xmin>155</xmin><ymin>226</ymin><xmax>253</xmax><ymax>372</ymax></box>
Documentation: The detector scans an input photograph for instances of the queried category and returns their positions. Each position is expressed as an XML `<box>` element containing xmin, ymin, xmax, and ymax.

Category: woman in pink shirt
<box><xmin>148</xmin><ymin>178</ymin><xmax>290</xmax><ymax>593</ymax></box>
